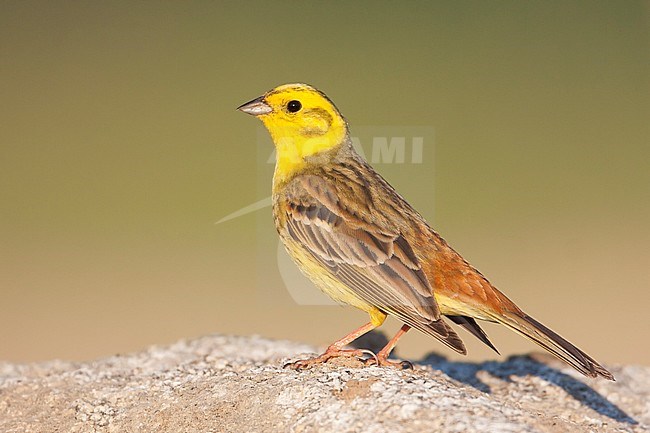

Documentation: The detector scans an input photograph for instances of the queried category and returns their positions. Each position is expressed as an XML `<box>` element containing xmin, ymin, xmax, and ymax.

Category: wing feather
<box><xmin>283</xmin><ymin>174</ymin><xmax>466</xmax><ymax>354</ymax></box>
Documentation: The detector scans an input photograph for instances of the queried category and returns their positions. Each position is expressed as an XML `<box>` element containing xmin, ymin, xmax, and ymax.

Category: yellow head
<box><xmin>238</xmin><ymin>83</ymin><xmax>348</xmax><ymax>183</ymax></box>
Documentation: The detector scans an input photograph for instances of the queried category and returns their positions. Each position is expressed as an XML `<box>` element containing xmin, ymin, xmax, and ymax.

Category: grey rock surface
<box><xmin>0</xmin><ymin>334</ymin><xmax>647</xmax><ymax>433</ymax></box>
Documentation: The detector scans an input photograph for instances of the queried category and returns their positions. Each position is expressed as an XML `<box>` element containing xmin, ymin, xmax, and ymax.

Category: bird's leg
<box><xmin>365</xmin><ymin>324</ymin><xmax>413</xmax><ymax>369</ymax></box>
<box><xmin>285</xmin><ymin>321</ymin><xmax>378</xmax><ymax>370</ymax></box>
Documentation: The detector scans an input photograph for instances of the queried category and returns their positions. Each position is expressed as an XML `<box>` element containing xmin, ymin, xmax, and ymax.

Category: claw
<box><xmin>364</xmin><ymin>355</ymin><xmax>413</xmax><ymax>369</ymax></box>
<box><xmin>358</xmin><ymin>349</ymin><xmax>379</xmax><ymax>365</ymax></box>
<box><xmin>284</xmin><ymin>348</ymin><xmax>369</xmax><ymax>370</ymax></box>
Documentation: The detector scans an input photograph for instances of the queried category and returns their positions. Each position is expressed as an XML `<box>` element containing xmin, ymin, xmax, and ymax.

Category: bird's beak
<box><xmin>237</xmin><ymin>96</ymin><xmax>272</xmax><ymax>116</ymax></box>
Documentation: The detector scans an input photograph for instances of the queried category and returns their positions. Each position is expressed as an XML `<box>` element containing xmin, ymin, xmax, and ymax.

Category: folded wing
<box><xmin>283</xmin><ymin>174</ymin><xmax>466</xmax><ymax>354</ymax></box>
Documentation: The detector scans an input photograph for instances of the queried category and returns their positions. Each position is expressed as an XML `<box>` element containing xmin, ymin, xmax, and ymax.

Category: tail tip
<box><xmin>592</xmin><ymin>365</ymin><xmax>615</xmax><ymax>381</ymax></box>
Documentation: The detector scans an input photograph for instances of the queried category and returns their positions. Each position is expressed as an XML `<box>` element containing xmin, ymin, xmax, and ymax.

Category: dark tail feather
<box><xmin>499</xmin><ymin>311</ymin><xmax>614</xmax><ymax>380</ymax></box>
<box><xmin>447</xmin><ymin>315</ymin><xmax>500</xmax><ymax>355</ymax></box>
<box><xmin>405</xmin><ymin>316</ymin><xmax>467</xmax><ymax>355</ymax></box>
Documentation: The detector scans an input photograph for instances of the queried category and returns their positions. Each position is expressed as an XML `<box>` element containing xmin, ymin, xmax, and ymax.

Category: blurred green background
<box><xmin>1</xmin><ymin>1</ymin><xmax>648</xmax><ymax>365</ymax></box>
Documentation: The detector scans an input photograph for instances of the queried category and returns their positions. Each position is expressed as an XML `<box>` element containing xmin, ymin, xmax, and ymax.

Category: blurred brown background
<box><xmin>1</xmin><ymin>1</ymin><xmax>648</xmax><ymax>365</ymax></box>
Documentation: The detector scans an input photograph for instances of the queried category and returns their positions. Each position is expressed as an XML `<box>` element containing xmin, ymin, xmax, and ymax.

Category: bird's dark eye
<box><xmin>287</xmin><ymin>100</ymin><xmax>302</xmax><ymax>113</ymax></box>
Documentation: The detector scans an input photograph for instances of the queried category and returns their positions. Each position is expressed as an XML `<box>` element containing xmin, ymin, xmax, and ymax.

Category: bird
<box><xmin>237</xmin><ymin>83</ymin><xmax>614</xmax><ymax>380</ymax></box>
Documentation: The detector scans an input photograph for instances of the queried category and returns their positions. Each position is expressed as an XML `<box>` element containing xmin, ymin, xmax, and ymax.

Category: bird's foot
<box><xmin>363</xmin><ymin>354</ymin><xmax>413</xmax><ymax>370</ymax></box>
<box><xmin>284</xmin><ymin>347</ymin><xmax>376</xmax><ymax>370</ymax></box>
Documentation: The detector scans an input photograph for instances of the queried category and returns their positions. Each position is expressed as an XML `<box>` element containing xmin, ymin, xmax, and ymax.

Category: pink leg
<box><xmin>367</xmin><ymin>324</ymin><xmax>413</xmax><ymax>369</ymax></box>
<box><xmin>285</xmin><ymin>322</ymin><xmax>378</xmax><ymax>370</ymax></box>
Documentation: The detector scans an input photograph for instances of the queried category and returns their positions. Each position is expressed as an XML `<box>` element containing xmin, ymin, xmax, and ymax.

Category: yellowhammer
<box><xmin>238</xmin><ymin>83</ymin><xmax>613</xmax><ymax>380</ymax></box>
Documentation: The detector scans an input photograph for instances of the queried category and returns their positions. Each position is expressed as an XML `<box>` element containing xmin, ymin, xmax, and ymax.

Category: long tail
<box><xmin>497</xmin><ymin>311</ymin><xmax>614</xmax><ymax>380</ymax></box>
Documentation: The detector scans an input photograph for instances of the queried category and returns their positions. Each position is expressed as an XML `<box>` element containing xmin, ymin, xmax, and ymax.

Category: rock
<box><xmin>0</xmin><ymin>334</ymin><xmax>647</xmax><ymax>433</ymax></box>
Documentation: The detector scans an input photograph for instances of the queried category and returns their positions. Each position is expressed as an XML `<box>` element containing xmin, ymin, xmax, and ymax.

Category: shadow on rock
<box><xmin>419</xmin><ymin>352</ymin><xmax>637</xmax><ymax>425</ymax></box>
<box><xmin>349</xmin><ymin>330</ymin><xmax>390</xmax><ymax>354</ymax></box>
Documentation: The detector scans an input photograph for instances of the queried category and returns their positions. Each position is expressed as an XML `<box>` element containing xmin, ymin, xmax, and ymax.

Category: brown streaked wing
<box><xmin>282</xmin><ymin>175</ymin><xmax>466</xmax><ymax>354</ymax></box>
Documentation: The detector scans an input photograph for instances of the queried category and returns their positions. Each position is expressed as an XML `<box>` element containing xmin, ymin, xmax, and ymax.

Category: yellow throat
<box><xmin>237</xmin><ymin>83</ymin><xmax>348</xmax><ymax>185</ymax></box>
